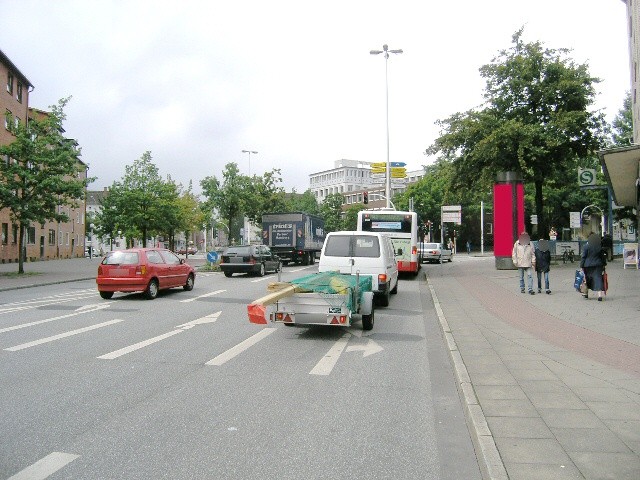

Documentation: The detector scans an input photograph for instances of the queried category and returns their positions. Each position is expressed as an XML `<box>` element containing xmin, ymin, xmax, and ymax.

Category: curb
<box><xmin>0</xmin><ymin>277</ymin><xmax>96</xmax><ymax>292</ymax></box>
<box><xmin>426</xmin><ymin>273</ymin><xmax>508</xmax><ymax>480</ymax></box>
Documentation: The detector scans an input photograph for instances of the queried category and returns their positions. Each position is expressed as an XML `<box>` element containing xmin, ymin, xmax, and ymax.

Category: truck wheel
<box><xmin>302</xmin><ymin>253</ymin><xmax>310</xmax><ymax>266</ymax></box>
<box><xmin>362</xmin><ymin>309</ymin><xmax>375</xmax><ymax>330</ymax></box>
<box><xmin>309</xmin><ymin>253</ymin><xmax>315</xmax><ymax>265</ymax></box>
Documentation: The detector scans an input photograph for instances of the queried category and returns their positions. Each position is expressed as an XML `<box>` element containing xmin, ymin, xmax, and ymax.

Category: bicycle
<box><xmin>562</xmin><ymin>248</ymin><xmax>575</xmax><ymax>264</ymax></box>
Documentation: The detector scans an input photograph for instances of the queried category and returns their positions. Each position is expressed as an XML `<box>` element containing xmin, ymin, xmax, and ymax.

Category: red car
<box><xmin>96</xmin><ymin>248</ymin><xmax>196</xmax><ymax>300</ymax></box>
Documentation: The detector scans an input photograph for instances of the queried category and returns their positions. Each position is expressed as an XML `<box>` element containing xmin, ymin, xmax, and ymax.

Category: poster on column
<box><xmin>623</xmin><ymin>243</ymin><xmax>638</xmax><ymax>269</ymax></box>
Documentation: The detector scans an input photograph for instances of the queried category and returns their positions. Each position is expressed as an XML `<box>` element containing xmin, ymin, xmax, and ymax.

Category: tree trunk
<box><xmin>534</xmin><ymin>179</ymin><xmax>546</xmax><ymax>240</ymax></box>
<box><xmin>18</xmin><ymin>223</ymin><xmax>25</xmax><ymax>274</ymax></box>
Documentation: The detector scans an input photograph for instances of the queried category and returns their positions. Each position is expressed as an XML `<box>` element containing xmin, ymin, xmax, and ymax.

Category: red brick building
<box><xmin>1</xmin><ymin>49</ymin><xmax>87</xmax><ymax>263</ymax></box>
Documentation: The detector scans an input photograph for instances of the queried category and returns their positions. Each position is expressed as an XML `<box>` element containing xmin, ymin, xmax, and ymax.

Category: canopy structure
<box><xmin>599</xmin><ymin>145</ymin><xmax>640</xmax><ymax>208</ymax></box>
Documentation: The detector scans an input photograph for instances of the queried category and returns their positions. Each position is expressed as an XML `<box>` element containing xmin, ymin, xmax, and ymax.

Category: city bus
<box><xmin>357</xmin><ymin>210</ymin><xmax>420</xmax><ymax>274</ymax></box>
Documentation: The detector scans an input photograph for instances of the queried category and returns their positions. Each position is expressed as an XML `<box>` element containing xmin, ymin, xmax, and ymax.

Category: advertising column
<box><xmin>493</xmin><ymin>172</ymin><xmax>524</xmax><ymax>270</ymax></box>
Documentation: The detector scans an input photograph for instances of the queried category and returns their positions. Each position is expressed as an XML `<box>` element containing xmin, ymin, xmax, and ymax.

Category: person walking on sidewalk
<box><xmin>534</xmin><ymin>238</ymin><xmax>551</xmax><ymax>294</ymax></box>
<box><xmin>580</xmin><ymin>232</ymin><xmax>607</xmax><ymax>301</ymax></box>
<box><xmin>512</xmin><ymin>232</ymin><xmax>536</xmax><ymax>295</ymax></box>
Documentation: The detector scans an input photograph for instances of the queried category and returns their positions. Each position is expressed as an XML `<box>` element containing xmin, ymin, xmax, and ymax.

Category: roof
<box><xmin>598</xmin><ymin>145</ymin><xmax>640</xmax><ymax>207</ymax></box>
<box><xmin>0</xmin><ymin>49</ymin><xmax>33</xmax><ymax>88</ymax></box>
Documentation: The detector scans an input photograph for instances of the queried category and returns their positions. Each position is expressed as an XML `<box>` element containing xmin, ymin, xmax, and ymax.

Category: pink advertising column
<box><xmin>494</xmin><ymin>172</ymin><xmax>524</xmax><ymax>270</ymax></box>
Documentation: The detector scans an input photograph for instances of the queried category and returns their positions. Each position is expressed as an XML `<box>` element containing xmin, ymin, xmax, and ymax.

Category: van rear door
<box><xmin>321</xmin><ymin>234</ymin><xmax>355</xmax><ymax>274</ymax></box>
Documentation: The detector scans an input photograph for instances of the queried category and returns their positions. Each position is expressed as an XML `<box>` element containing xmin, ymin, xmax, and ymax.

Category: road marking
<box><xmin>0</xmin><ymin>304</ymin><xmax>112</xmax><ymax>334</ymax></box>
<box><xmin>206</xmin><ymin>328</ymin><xmax>276</xmax><ymax>366</ymax></box>
<box><xmin>310</xmin><ymin>333</ymin><xmax>351</xmax><ymax>375</ymax></box>
<box><xmin>176</xmin><ymin>311</ymin><xmax>222</xmax><ymax>329</ymax></box>
<box><xmin>97</xmin><ymin>330</ymin><xmax>184</xmax><ymax>360</ymax></box>
<box><xmin>7</xmin><ymin>451</ymin><xmax>79</xmax><ymax>480</ymax></box>
<box><xmin>5</xmin><ymin>319</ymin><xmax>123</xmax><ymax>352</ymax></box>
<box><xmin>179</xmin><ymin>289</ymin><xmax>226</xmax><ymax>303</ymax></box>
<box><xmin>346</xmin><ymin>338</ymin><xmax>384</xmax><ymax>357</ymax></box>
<box><xmin>289</xmin><ymin>266</ymin><xmax>312</xmax><ymax>273</ymax></box>
<box><xmin>250</xmin><ymin>277</ymin><xmax>272</xmax><ymax>283</ymax></box>
<box><xmin>0</xmin><ymin>292</ymin><xmax>96</xmax><ymax>315</ymax></box>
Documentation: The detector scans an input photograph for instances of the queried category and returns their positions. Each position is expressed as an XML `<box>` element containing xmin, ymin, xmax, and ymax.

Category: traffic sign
<box><xmin>390</xmin><ymin>162</ymin><xmax>406</xmax><ymax>167</ymax></box>
<box><xmin>578</xmin><ymin>168</ymin><xmax>596</xmax><ymax>187</ymax></box>
<box><xmin>207</xmin><ymin>251</ymin><xmax>219</xmax><ymax>263</ymax></box>
<box><xmin>371</xmin><ymin>162</ymin><xmax>386</xmax><ymax>168</ymax></box>
<box><xmin>569</xmin><ymin>211</ymin><xmax>581</xmax><ymax>228</ymax></box>
<box><xmin>371</xmin><ymin>168</ymin><xmax>386</xmax><ymax>174</ymax></box>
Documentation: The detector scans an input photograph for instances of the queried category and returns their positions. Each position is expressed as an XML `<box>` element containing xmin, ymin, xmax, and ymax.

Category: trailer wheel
<box><xmin>362</xmin><ymin>309</ymin><xmax>375</xmax><ymax>330</ymax></box>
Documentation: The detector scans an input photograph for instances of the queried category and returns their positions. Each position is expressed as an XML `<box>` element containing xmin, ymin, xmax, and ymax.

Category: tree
<box><xmin>343</xmin><ymin>204</ymin><xmax>366</xmax><ymax>230</ymax></box>
<box><xmin>243</xmin><ymin>169</ymin><xmax>287</xmax><ymax>224</ymax></box>
<box><xmin>428</xmin><ymin>29</ymin><xmax>606</xmax><ymax>237</ymax></box>
<box><xmin>286</xmin><ymin>189</ymin><xmax>320</xmax><ymax>215</ymax></box>
<box><xmin>109</xmin><ymin>151</ymin><xmax>179</xmax><ymax>247</ymax></box>
<box><xmin>320</xmin><ymin>193</ymin><xmax>345</xmax><ymax>233</ymax></box>
<box><xmin>176</xmin><ymin>182</ymin><xmax>204</xmax><ymax>255</ymax></box>
<box><xmin>201</xmin><ymin>163</ymin><xmax>246</xmax><ymax>244</ymax></box>
<box><xmin>0</xmin><ymin>98</ymin><xmax>92</xmax><ymax>273</ymax></box>
<box><xmin>611</xmin><ymin>92</ymin><xmax>633</xmax><ymax>146</ymax></box>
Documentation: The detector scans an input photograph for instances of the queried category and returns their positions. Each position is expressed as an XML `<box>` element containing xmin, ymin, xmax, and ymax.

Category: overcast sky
<box><xmin>0</xmin><ymin>0</ymin><xmax>631</xmax><ymax>194</ymax></box>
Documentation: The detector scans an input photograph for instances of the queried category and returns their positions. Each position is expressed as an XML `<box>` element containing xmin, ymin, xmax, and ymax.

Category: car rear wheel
<box><xmin>99</xmin><ymin>291</ymin><xmax>114</xmax><ymax>299</ymax></box>
<box><xmin>390</xmin><ymin>279</ymin><xmax>398</xmax><ymax>294</ymax></box>
<box><xmin>224</xmin><ymin>271</ymin><xmax>233</xmax><ymax>278</ymax></box>
<box><xmin>183</xmin><ymin>273</ymin><xmax>195</xmax><ymax>291</ymax></box>
<box><xmin>377</xmin><ymin>286</ymin><xmax>390</xmax><ymax>307</ymax></box>
<box><xmin>145</xmin><ymin>279</ymin><xmax>159</xmax><ymax>300</ymax></box>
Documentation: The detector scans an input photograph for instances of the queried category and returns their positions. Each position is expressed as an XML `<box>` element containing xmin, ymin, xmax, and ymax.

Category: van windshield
<box><xmin>325</xmin><ymin>235</ymin><xmax>380</xmax><ymax>258</ymax></box>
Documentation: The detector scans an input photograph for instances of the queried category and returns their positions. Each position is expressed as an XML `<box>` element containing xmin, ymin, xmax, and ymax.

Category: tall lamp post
<box><xmin>370</xmin><ymin>44</ymin><xmax>402</xmax><ymax>209</ymax></box>
<box><xmin>241</xmin><ymin>149</ymin><xmax>258</xmax><ymax>176</ymax></box>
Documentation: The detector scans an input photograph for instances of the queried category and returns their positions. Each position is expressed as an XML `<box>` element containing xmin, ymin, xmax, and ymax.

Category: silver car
<box><xmin>420</xmin><ymin>242</ymin><xmax>453</xmax><ymax>263</ymax></box>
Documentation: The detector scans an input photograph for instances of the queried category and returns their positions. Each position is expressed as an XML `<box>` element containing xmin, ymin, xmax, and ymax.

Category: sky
<box><xmin>0</xmin><ymin>0</ymin><xmax>631</xmax><ymax>195</ymax></box>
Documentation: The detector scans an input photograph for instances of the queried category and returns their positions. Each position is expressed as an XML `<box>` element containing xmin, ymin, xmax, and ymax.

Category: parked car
<box><xmin>220</xmin><ymin>244</ymin><xmax>282</xmax><ymax>277</ymax></box>
<box><xmin>420</xmin><ymin>242</ymin><xmax>453</xmax><ymax>263</ymax></box>
<box><xmin>318</xmin><ymin>231</ymin><xmax>398</xmax><ymax>307</ymax></box>
<box><xmin>96</xmin><ymin>248</ymin><xmax>196</xmax><ymax>300</ymax></box>
<box><xmin>175</xmin><ymin>246</ymin><xmax>198</xmax><ymax>255</ymax></box>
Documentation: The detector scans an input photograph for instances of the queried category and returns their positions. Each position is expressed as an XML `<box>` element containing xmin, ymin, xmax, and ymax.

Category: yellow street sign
<box><xmin>391</xmin><ymin>172</ymin><xmax>407</xmax><ymax>178</ymax></box>
<box><xmin>371</xmin><ymin>162</ymin><xmax>386</xmax><ymax>168</ymax></box>
<box><xmin>371</xmin><ymin>168</ymin><xmax>386</xmax><ymax>174</ymax></box>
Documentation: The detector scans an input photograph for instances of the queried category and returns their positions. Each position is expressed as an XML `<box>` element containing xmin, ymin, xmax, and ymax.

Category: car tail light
<box><xmin>249</xmin><ymin>257</ymin><xmax>257</xmax><ymax>264</ymax></box>
<box><xmin>98</xmin><ymin>265</ymin><xmax>103</xmax><ymax>275</ymax></box>
<box><xmin>136</xmin><ymin>265</ymin><xmax>147</xmax><ymax>275</ymax></box>
<box><xmin>378</xmin><ymin>273</ymin><xmax>387</xmax><ymax>283</ymax></box>
<box><xmin>412</xmin><ymin>245</ymin><xmax>417</xmax><ymax>255</ymax></box>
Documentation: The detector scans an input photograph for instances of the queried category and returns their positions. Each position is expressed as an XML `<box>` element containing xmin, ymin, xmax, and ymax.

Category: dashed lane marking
<box><xmin>206</xmin><ymin>328</ymin><xmax>276</xmax><ymax>366</ymax></box>
<box><xmin>0</xmin><ymin>304</ymin><xmax>112</xmax><ymax>334</ymax></box>
<box><xmin>179</xmin><ymin>289</ymin><xmax>226</xmax><ymax>303</ymax></box>
<box><xmin>7</xmin><ymin>451</ymin><xmax>79</xmax><ymax>480</ymax></box>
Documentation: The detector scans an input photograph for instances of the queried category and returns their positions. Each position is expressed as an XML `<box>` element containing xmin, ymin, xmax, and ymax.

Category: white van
<box><xmin>318</xmin><ymin>231</ymin><xmax>399</xmax><ymax>306</ymax></box>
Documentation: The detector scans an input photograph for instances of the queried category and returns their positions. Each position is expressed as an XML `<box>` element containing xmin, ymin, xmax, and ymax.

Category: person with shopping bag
<box><xmin>580</xmin><ymin>233</ymin><xmax>607</xmax><ymax>301</ymax></box>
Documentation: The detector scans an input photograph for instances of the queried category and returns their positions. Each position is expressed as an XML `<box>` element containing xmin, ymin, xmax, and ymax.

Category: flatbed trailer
<box><xmin>247</xmin><ymin>271</ymin><xmax>375</xmax><ymax>330</ymax></box>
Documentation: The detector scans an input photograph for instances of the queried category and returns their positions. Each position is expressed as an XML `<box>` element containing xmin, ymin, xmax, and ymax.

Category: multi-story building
<box><xmin>623</xmin><ymin>0</ymin><xmax>640</xmax><ymax>143</ymax></box>
<box><xmin>1</xmin><ymin>49</ymin><xmax>87</xmax><ymax>263</ymax></box>
<box><xmin>309</xmin><ymin>158</ymin><xmax>425</xmax><ymax>205</ymax></box>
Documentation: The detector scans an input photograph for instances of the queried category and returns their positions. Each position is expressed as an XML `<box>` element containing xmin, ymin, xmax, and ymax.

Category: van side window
<box><xmin>324</xmin><ymin>236</ymin><xmax>351</xmax><ymax>256</ymax></box>
<box><xmin>353</xmin><ymin>236</ymin><xmax>380</xmax><ymax>258</ymax></box>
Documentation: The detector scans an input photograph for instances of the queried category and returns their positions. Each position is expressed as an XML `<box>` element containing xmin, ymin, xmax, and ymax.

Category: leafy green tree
<box><xmin>320</xmin><ymin>193</ymin><xmax>345</xmax><ymax>233</ymax></box>
<box><xmin>286</xmin><ymin>189</ymin><xmax>320</xmax><ymax>215</ymax></box>
<box><xmin>428</xmin><ymin>29</ymin><xmax>606</xmax><ymax>237</ymax></box>
<box><xmin>343</xmin><ymin>204</ymin><xmax>366</xmax><ymax>230</ymax></box>
<box><xmin>0</xmin><ymin>98</ymin><xmax>92</xmax><ymax>273</ymax></box>
<box><xmin>176</xmin><ymin>182</ymin><xmax>204</xmax><ymax>255</ymax></box>
<box><xmin>94</xmin><ymin>189</ymin><xmax>121</xmax><ymax>250</ymax></box>
<box><xmin>611</xmin><ymin>92</ymin><xmax>633</xmax><ymax>146</ymax></box>
<box><xmin>243</xmin><ymin>169</ymin><xmax>287</xmax><ymax>224</ymax></box>
<box><xmin>107</xmin><ymin>151</ymin><xmax>178</xmax><ymax>247</ymax></box>
<box><xmin>200</xmin><ymin>163</ymin><xmax>246</xmax><ymax>243</ymax></box>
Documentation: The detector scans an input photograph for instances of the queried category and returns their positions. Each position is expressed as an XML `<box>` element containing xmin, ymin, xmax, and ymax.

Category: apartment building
<box><xmin>623</xmin><ymin>0</ymin><xmax>640</xmax><ymax>143</ymax></box>
<box><xmin>1</xmin><ymin>49</ymin><xmax>87</xmax><ymax>263</ymax></box>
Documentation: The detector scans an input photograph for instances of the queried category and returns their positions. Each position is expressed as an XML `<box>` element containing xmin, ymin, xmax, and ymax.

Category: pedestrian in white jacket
<box><xmin>512</xmin><ymin>232</ymin><xmax>536</xmax><ymax>294</ymax></box>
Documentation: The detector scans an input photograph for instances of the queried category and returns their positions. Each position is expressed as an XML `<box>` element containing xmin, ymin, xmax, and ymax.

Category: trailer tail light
<box><xmin>275</xmin><ymin>312</ymin><xmax>285</xmax><ymax>320</ymax></box>
<box><xmin>330</xmin><ymin>316</ymin><xmax>339</xmax><ymax>325</ymax></box>
<box><xmin>339</xmin><ymin>315</ymin><xmax>347</xmax><ymax>324</ymax></box>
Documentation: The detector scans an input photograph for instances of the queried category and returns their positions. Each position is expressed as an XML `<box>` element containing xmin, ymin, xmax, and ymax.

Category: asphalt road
<box><xmin>0</xmin><ymin>265</ymin><xmax>480</xmax><ymax>480</ymax></box>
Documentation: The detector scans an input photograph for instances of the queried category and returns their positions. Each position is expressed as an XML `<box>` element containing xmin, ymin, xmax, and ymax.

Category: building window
<box><xmin>26</xmin><ymin>226</ymin><xmax>36</xmax><ymax>244</ymax></box>
<box><xmin>66</xmin><ymin>232</ymin><xmax>70</xmax><ymax>246</ymax></box>
<box><xmin>16</xmin><ymin>83</ymin><xmax>23</xmax><ymax>103</ymax></box>
<box><xmin>6</xmin><ymin>73</ymin><xmax>14</xmax><ymax>94</ymax></box>
<box><xmin>5</xmin><ymin>110</ymin><xmax>12</xmax><ymax>130</ymax></box>
<box><xmin>12</xmin><ymin>225</ymin><xmax>18</xmax><ymax>244</ymax></box>
<box><xmin>1</xmin><ymin>223</ymin><xmax>7</xmax><ymax>245</ymax></box>
<box><xmin>59</xmin><ymin>229</ymin><xmax>63</xmax><ymax>245</ymax></box>
<box><xmin>48</xmin><ymin>229</ymin><xmax>56</xmax><ymax>245</ymax></box>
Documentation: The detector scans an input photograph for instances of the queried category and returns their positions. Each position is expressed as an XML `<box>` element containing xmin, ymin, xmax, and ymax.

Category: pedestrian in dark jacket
<box><xmin>580</xmin><ymin>233</ymin><xmax>607</xmax><ymax>301</ymax></box>
<box><xmin>534</xmin><ymin>239</ymin><xmax>551</xmax><ymax>294</ymax></box>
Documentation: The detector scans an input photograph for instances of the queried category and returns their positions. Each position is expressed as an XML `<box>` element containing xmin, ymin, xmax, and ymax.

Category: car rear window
<box><xmin>423</xmin><ymin>243</ymin><xmax>439</xmax><ymax>249</ymax></box>
<box><xmin>324</xmin><ymin>235</ymin><xmax>380</xmax><ymax>258</ymax></box>
<box><xmin>224</xmin><ymin>246</ymin><xmax>251</xmax><ymax>256</ymax></box>
<box><xmin>102</xmin><ymin>251</ymin><xmax>139</xmax><ymax>265</ymax></box>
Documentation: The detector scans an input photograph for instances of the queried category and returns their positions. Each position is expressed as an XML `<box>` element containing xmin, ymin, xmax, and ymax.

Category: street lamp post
<box><xmin>241</xmin><ymin>149</ymin><xmax>258</xmax><ymax>176</ymax></box>
<box><xmin>370</xmin><ymin>44</ymin><xmax>402</xmax><ymax>209</ymax></box>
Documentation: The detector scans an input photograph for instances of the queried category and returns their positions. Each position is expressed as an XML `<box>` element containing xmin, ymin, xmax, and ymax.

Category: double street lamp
<box><xmin>241</xmin><ymin>149</ymin><xmax>258</xmax><ymax>176</ymax></box>
<box><xmin>370</xmin><ymin>44</ymin><xmax>403</xmax><ymax>209</ymax></box>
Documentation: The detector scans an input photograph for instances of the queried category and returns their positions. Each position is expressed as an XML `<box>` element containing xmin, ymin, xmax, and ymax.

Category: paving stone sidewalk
<box><xmin>425</xmin><ymin>255</ymin><xmax>640</xmax><ymax>480</ymax></box>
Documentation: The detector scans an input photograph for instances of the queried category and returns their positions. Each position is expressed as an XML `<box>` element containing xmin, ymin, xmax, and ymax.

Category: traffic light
<box><xmin>363</xmin><ymin>191</ymin><xmax>368</xmax><ymax>204</ymax></box>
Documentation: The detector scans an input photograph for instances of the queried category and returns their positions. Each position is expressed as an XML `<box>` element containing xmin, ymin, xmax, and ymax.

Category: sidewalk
<box><xmin>0</xmin><ymin>255</ymin><xmax>207</xmax><ymax>292</ymax></box>
<box><xmin>426</xmin><ymin>255</ymin><xmax>640</xmax><ymax>480</ymax></box>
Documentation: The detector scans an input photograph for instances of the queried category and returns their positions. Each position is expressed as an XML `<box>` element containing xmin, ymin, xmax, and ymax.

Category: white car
<box><xmin>420</xmin><ymin>242</ymin><xmax>453</xmax><ymax>263</ymax></box>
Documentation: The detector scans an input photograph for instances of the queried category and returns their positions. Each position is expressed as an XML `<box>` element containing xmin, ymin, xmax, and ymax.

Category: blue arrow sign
<box><xmin>390</xmin><ymin>162</ymin><xmax>406</xmax><ymax>167</ymax></box>
<box><xmin>207</xmin><ymin>251</ymin><xmax>219</xmax><ymax>263</ymax></box>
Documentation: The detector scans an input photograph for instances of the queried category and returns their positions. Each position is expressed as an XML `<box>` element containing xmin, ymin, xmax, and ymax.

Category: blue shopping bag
<box><xmin>574</xmin><ymin>269</ymin><xmax>585</xmax><ymax>292</ymax></box>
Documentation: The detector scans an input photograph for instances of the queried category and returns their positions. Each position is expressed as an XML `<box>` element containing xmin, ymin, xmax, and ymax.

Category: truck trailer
<box><xmin>262</xmin><ymin>212</ymin><xmax>325</xmax><ymax>266</ymax></box>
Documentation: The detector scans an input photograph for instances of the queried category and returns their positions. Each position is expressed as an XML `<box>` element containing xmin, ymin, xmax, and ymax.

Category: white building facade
<box><xmin>623</xmin><ymin>0</ymin><xmax>640</xmax><ymax>142</ymax></box>
<box><xmin>309</xmin><ymin>159</ymin><xmax>425</xmax><ymax>203</ymax></box>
